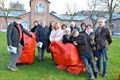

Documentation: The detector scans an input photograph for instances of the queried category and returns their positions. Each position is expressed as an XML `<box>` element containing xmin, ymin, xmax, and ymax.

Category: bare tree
<box><xmin>86</xmin><ymin>0</ymin><xmax>106</xmax><ymax>29</ymax></box>
<box><xmin>65</xmin><ymin>2</ymin><xmax>78</xmax><ymax>20</ymax></box>
<box><xmin>99</xmin><ymin>0</ymin><xmax>120</xmax><ymax>29</ymax></box>
<box><xmin>0</xmin><ymin>0</ymin><xmax>19</xmax><ymax>27</ymax></box>
<box><xmin>0</xmin><ymin>0</ymin><xmax>11</xmax><ymax>26</ymax></box>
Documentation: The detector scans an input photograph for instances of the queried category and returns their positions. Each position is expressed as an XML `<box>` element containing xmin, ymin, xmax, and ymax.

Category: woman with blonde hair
<box><xmin>50</xmin><ymin>22</ymin><xmax>64</xmax><ymax>42</ymax></box>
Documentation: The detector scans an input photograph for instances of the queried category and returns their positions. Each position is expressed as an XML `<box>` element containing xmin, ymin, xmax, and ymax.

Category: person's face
<box><xmin>65</xmin><ymin>29</ymin><xmax>71</xmax><ymax>35</ymax></box>
<box><xmin>41</xmin><ymin>21</ymin><xmax>46</xmax><ymax>27</ymax></box>
<box><xmin>54</xmin><ymin>24</ymin><xmax>59</xmax><ymax>30</ymax></box>
<box><xmin>73</xmin><ymin>31</ymin><xmax>79</xmax><ymax>37</ymax></box>
<box><xmin>71</xmin><ymin>22</ymin><xmax>76</xmax><ymax>27</ymax></box>
<box><xmin>63</xmin><ymin>26</ymin><xmax>67</xmax><ymax>30</ymax></box>
<box><xmin>86</xmin><ymin>26</ymin><xmax>91</xmax><ymax>31</ymax></box>
<box><xmin>15</xmin><ymin>19</ymin><xmax>21</xmax><ymax>24</ymax></box>
<box><xmin>98</xmin><ymin>20</ymin><xmax>105</xmax><ymax>27</ymax></box>
<box><xmin>34</xmin><ymin>22</ymin><xmax>38</xmax><ymax>26</ymax></box>
<box><xmin>51</xmin><ymin>22</ymin><xmax>55</xmax><ymax>27</ymax></box>
<box><xmin>81</xmin><ymin>24</ymin><xmax>86</xmax><ymax>31</ymax></box>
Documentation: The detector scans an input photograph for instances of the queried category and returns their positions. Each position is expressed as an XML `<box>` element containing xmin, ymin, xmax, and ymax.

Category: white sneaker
<box><xmin>89</xmin><ymin>76</ymin><xmax>95</xmax><ymax>80</ymax></box>
<box><xmin>7</xmin><ymin>65</ymin><xmax>17</xmax><ymax>72</ymax></box>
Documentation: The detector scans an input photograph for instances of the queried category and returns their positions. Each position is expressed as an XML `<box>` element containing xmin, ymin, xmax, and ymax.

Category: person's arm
<box><xmin>35</xmin><ymin>28</ymin><xmax>39</xmax><ymax>42</ymax></box>
<box><xmin>21</xmin><ymin>25</ymin><xmax>32</xmax><ymax>37</ymax></box>
<box><xmin>7</xmin><ymin>24</ymin><xmax>13</xmax><ymax>46</ymax></box>
<box><xmin>107</xmin><ymin>28</ymin><xmax>112</xmax><ymax>45</ymax></box>
<box><xmin>89</xmin><ymin>32</ymin><xmax>95</xmax><ymax>46</ymax></box>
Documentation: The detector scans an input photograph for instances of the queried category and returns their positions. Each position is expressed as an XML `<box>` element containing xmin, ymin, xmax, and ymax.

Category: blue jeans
<box><xmin>81</xmin><ymin>51</ymin><xmax>98</xmax><ymax>78</ymax></box>
<box><xmin>96</xmin><ymin>48</ymin><xmax>108</xmax><ymax>75</ymax></box>
<box><xmin>9</xmin><ymin>45</ymin><xmax>21</xmax><ymax>69</ymax></box>
<box><xmin>38</xmin><ymin>47</ymin><xmax>45</xmax><ymax>60</ymax></box>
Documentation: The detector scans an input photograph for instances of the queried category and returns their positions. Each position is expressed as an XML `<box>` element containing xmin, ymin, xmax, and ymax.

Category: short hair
<box><xmin>65</xmin><ymin>27</ymin><xmax>71</xmax><ymax>32</ymax></box>
<box><xmin>34</xmin><ymin>20</ymin><xmax>38</xmax><ymax>24</ymax></box>
<box><xmin>80</xmin><ymin>23</ymin><xmax>86</xmax><ymax>27</ymax></box>
<box><xmin>61</xmin><ymin>24</ymin><xmax>67</xmax><ymax>29</ymax></box>
<box><xmin>98</xmin><ymin>17</ymin><xmax>106</xmax><ymax>23</ymax></box>
<box><xmin>86</xmin><ymin>25</ymin><xmax>92</xmax><ymax>28</ymax></box>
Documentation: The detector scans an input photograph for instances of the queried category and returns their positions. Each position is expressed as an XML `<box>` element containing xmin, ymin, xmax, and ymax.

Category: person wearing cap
<box><xmin>70</xmin><ymin>29</ymin><xmax>98</xmax><ymax>79</ymax></box>
<box><xmin>95</xmin><ymin>17</ymin><xmax>112</xmax><ymax>78</ymax></box>
<box><xmin>7</xmin><ymin>19</ymin><xmax>33</xmax><ymax>71</ymax></box>
<box><xmin>62</xmin><ymin>27</ymin><xmax>72</xmax><ymax>44</ymax></box>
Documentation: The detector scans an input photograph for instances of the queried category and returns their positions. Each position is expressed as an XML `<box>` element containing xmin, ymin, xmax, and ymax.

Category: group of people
<box><xmin>7</xmin><ymin>17</ymin><xmax>112</xmax><ymax>80</ymax></box>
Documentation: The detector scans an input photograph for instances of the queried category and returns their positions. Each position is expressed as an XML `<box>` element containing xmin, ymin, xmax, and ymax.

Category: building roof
<box><xmin>50</xmin><ymin>11</ymin><xmax>120</xmax><ymax>21</ymax></box>
<box><xmin>0</xmin><ymin>10</ymin><xmax>26</xmax><ymax>17</ymax></box>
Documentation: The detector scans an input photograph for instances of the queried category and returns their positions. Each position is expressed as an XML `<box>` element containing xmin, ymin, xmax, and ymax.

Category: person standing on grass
<box><xmin>70</xmin><ymin>29</ymin><xmax>98</xmax><ymax>80</ymax></box>
<box><xmin>49</xmin><ymin>22</ymin><xmax>64</xmax><ymax>65</ymax></box>
<box><xmin>95</xmin><ymin>17</ymin><xmax>112</xmax><ymax>78</ymax></box>
<box><xmin>47</xmin><ymin>20</ymin><xmax>55</xmax><ymax>53</ymax></box>
<box><xmin>31</xmin><ymin>20</ymin><xmax>39</xmax><ymax>33</ymax></box>
<box><xmin>35</xmin><ymin>20</ymin><xmax>49</xmax><ymax>62</ymax></box>
<box><xmin>7</xmin><ymin>18</ymin><xmax>33</xmax><ymax>71</ymax></box>
<box><xmin>85</xmin><ymin>25</ymin><xmax>96</xmax><ymax>57</ymax></box>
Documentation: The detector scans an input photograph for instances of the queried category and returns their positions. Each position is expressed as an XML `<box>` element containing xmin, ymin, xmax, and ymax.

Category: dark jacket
<box><xmin>35</xmin><ymin>25</ymin><xmax>49</xmax><ymax>49</ymax></box>
<box><xmin>31</xmin><ymin>25</ymin><xmax>39</xmax><ymax>32</ymax></box>
<box><xmin>7</xmin><ymin>22</ymin><xmax>32</xmax><ymax>47</ymax></box>
<box><xmin>71</xmin><ymin>33</ymin><xmax>92</xmax><ymax>56</ymax></box>
<box><xmin>95</xmin><ymin>27</ymin><xmax>112</xmax><ymax>50</ymax></box>
<box><xmin>85</xmin><ymin>32</ymin><xmax>95</xmax><ymax>48</ymax></box>
<box><xmin>63</xmin><ymin>34</ymin><xmax>72</xmax><ymax>44</ymax></box>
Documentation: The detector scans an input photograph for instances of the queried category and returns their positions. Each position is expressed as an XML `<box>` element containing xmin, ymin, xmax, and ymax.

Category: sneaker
<box><xmin>102</xmin><ymin>74</ymin><xmax>108</xmax><ymax>78</ymax></box>
<box><xmin>7</xmin><ymin>65</ymin><xmax>17</xmax><ymax>72</ymax></box>
<box><xmin>89</xmin><ymin>76</ymin><xmax>95</xmax><ymax>80</ymax></box>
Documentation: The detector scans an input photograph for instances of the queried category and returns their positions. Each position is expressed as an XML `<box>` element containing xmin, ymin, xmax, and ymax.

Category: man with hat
<box><xmin>71</xmin><ymin>29</ymin><xmax>98</xmax><ymax>80</ymax></box>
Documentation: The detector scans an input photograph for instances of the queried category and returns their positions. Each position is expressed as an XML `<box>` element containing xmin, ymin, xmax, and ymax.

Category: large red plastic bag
<box><xmin>50</xmin><ymin>41</ymin><xmax>86</xmax><ymax>74</ymax></box>
<box><xmin>17</xmin><ymin>33</ymin><xmax>36</xmax><ymax>64</ymax></box>
<box><xmin>56</xmin><ymin>65</ymin><xmax>67</xmax><ymax>70</ymax></box>
<box><xmin>67</xmin><ymin>66</ymin><xmax>86</xmax><ymax>75</ymax></box>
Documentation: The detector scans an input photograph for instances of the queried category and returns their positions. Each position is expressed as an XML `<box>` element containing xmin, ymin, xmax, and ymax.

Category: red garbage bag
<box><xmin>50</xmin><ymin>41</ymin><xmax>84</xmax><ymax>66</ymax></box>
<box><xmin>67</xmin><ymin>66</ymin><xmax>86</xmax><ymax>75</ymax></box>
<box><xmin>50</xmin><ymin>41</ymin><xmax>86</xmax><ymax>74</ymax></box>
<box><xmin>50</xmin><ymin>41</ymin><xmax>67</xmax><ymax>65</ymax></box>
<box><xmin>17</xmin><ymin>33</ymin><xmax>36</xmax><ymax>64</ymax></box>
<box><xmin>56</xmin><ymin>65</ymin><xmax>67</xmax><ymax>70</ymax></box>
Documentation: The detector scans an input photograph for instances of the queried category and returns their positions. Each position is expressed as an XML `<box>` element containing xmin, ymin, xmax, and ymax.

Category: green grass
<box><xmin>0</xmin><ymin>32</ymin><xmax>120</xmax><ymax>80</ymax></box>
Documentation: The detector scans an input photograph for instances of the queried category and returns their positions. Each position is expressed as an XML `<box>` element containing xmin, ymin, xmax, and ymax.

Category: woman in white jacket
<box><xmin>50</xmin><ymin>22</ymin><xmax>64</xmax><ymax>42</ymax></box>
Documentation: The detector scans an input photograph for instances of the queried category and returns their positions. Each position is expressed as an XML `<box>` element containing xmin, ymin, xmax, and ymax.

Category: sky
<box><xmin>7</xmin><ymin>0</ymin><xmax>89</xmax><ymax>14</ymax></box>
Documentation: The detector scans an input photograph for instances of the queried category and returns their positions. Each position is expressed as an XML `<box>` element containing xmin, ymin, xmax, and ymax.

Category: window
<box><xmin>22</xmin><ymin>21</ymin><xmax>28</xmax><ymax>30</ymax></box>
<box><xmin>36</xmin><ymin>3</ymin><xmax>45</xmax><ymax>13</ymax></box>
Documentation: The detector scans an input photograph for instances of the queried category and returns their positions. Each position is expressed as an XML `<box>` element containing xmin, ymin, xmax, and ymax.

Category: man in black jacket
<box><xmin>31</xmin><ymin>20</ymin><xmax>39</xmax><ymax>32</ymax></box>
<box><xmin>71</xmin><ymin>29</ymin><xmax>98</xmax><ymax>80</ymax></box>
<box><xmin>95</xmin><ymin>18</ymin><xmax>112</xmax><ymax>78</ymax></box>
<box><xmin>7</xmin><ymin>19</ymin><xmax>33</xmax><ymax>71</ymax></box>
<box><xmin>35</xmin><ymin>20</ymin><xmax>49</xmax><ymax>62</ymax></box>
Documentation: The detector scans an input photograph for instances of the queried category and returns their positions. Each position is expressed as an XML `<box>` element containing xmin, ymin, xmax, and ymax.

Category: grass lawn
<box><xmin>0</xmin><ymin>32</ymin><xmax>120</xmax><ymax>80</ymax></box>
